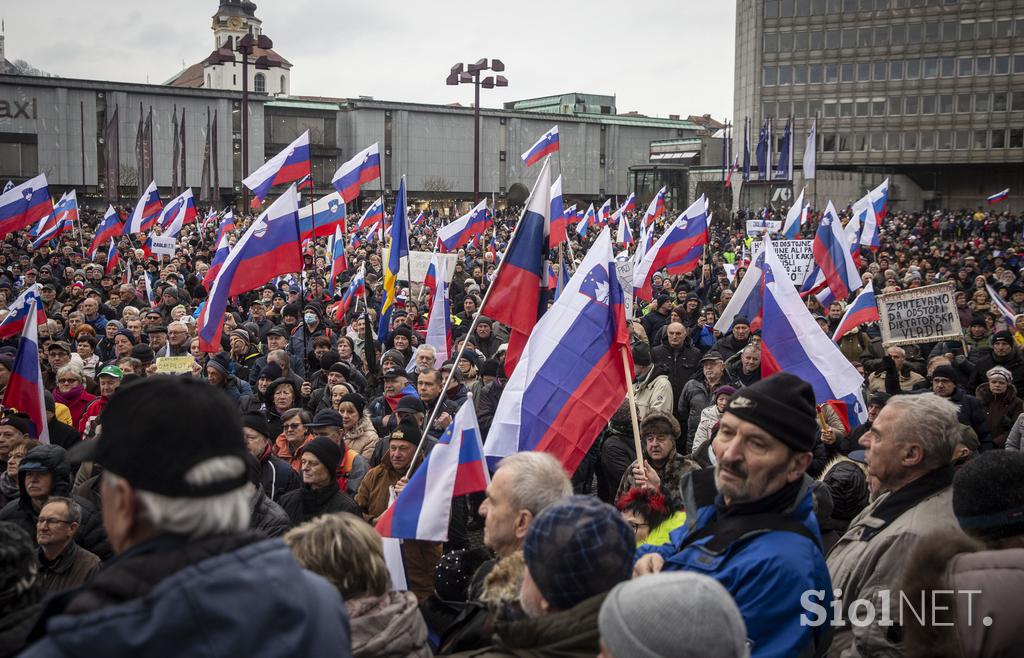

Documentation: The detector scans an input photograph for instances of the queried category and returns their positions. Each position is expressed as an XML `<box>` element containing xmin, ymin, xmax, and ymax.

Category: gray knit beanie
<box><xmin>598</xmin><ymin>572</ymin><xmax>750</xmax><ymax>658</ymax></box>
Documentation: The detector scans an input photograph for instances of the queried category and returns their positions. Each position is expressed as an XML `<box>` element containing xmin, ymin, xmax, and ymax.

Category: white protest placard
<box><xmin>614</xmin><ymin>251</ymin><xmax>634</xmax><ymax>318</ymax></box>
<box><xmin>878</xmin><ymin>282</ymin><xmax>963</xmax><ymax>346</ymax></box>
<box><xmin>751</xmin><ymin>239</ymin><xmax>814</xmax><ymax>286</ymax></box>
<box><xmin>746</xmin><ymin>219</ymin><xmax>782</xmax><ymax>236</ymax></box>
<box><xmin>150</xmin><ymin>236</ymin><xmax>177</xmax><ymax>258</ymax></box>
<box><xmin>397</xmin><ymin>251</ymin><xmax>459</xmax><ymax>283</ymax></box>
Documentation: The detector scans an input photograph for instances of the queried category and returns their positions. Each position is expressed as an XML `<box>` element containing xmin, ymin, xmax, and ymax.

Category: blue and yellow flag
<box><xmin>378</xmin><ymin>176</ymin><xmax>409</xmax><ymax>340</ymax></box>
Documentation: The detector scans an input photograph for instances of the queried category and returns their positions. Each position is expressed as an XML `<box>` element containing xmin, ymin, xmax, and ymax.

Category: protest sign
<box><xmin>614</xmin><ymin>251</ymin><xmax>634</xmax><ymax>318</ymax></box>
<box><xmin>398</xmin><ymin>251</ymin><xmax>459</xmax><ymax>283</ymax></box>
<box><xmin>155</xmin><ymin>356</ymin><xmax>196</xmax><ymax>374</ymax></box>
<box><xmin>746</xmin><ymin>219</ymin><xmax>781</xmax><ymax>236</ymax></box>
<box><xmin>878</xmin><ymin>282</ymin><xmax>962</xmax><ymax>346</ymax></box>
<box><xmin>150</xmin><ymin>236</ymin><xmax>177</xmax><ymax>258</ymax></box>
<box><xmin>751</xmin><ymin>239</ymin><xmax>814</xmax><ymax>285</ymax></box>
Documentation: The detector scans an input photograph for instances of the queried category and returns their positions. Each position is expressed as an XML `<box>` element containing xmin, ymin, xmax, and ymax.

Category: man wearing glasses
<box><xmin>36</xmin><ymin>496</ymin><xmax>100</xmax><ymax>594</ymax></box>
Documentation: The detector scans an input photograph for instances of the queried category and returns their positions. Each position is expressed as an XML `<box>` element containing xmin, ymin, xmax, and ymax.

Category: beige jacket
<box><xmin>634</xmin><ymin>372</ymin><xmax>674</xmax><ymax>420</ymax></box>
<box><xmin>825</xmin><ymin>472</ymin><xmax>964</xmax><ymax>657</ymax></box>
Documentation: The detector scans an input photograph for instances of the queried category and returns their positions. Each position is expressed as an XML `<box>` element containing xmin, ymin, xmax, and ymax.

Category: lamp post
<box><xmin>446</xmin><ymin>59</ymin><xmax>507</xmax><ymax>203</ymax></box>
<box><xmin>233</xmin><ymin>32</ymin><xmax>272</xmax><ymax>209</ymax></box>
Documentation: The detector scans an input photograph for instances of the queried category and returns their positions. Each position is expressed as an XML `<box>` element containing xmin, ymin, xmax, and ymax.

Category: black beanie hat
<box><xmin>632</xmin><ymin>343</ymin><xmax>652</xmax><ymax>367</ymax></box>
<box><xmin>724</xmin><ymin>372</ymin><xmax>817</xmax><ymax>452</ymax></box>
<box><xmin>931</xmin><ymin>365</ymin><xmax>959</xmax><ymax>383</ymax></box>
<box><xmin>953</xmin><ymin>451</ymin><xmax>1024</xmax><ymax>540</ymax></box>
<box><xmin>241</xmin><ymin>413</ymin><xmax>271</xmax><ymax>440</ymax></box>
<box><xmin>301</xmin><ymin>436</ymin><xmax>342</xmax><ymax>477</ymax></box>
<box><xmin>338</xmin><ymin>392</ymin><xmax>366</xmax><ymax>416</ymax></box>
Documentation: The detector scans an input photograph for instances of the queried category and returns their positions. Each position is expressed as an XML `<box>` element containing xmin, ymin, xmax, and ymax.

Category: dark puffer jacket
<box><xmin>0</xmin><ymin>444</ymin><xmax>111</xmax><ymax>560</ymax></box>
<box><xmin>250</xmin><ymin>486</ymin><xmax>291</xmax><ymax>538</ymax></box>
<box><xmin>278</xmin><ymin>480</ymin><xmax>360</xmax><ymax>526</ymax></box>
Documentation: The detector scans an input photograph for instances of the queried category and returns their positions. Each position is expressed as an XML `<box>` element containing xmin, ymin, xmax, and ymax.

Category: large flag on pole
<box><xmin>298</xmin><ymin>191</ymin><xmax>347</xmax><ymax>241</ymax></box>
<box><xmin>375</xmin><ymin>400</ymin><xmax>489</xmax><ymax>541</ymax></box>
<box><xmin>88</xmin><ymin>206</ymin><xmax>123</xmax><ymax>259</ymax></box>
<box><xmin>327</xmin><ymin>225</ymin><xmax>348</xmax><ymax>296</ymax></box>
<box><xmin>482</xmin><ymin>158</ymin><xmax>551</xmax><ymax>376</ymax></box>
<box><xmin>424</xmin><ymin>258</ymin><xmax>452</xmax><ymax>368</ymax></box>
<box><xmin>2</xmin><ymin>300</ymin><xmax>50</xmax><ymax>444</ymax></box>
<box><xmin>548</xmin><ymin>175</ymin><xmax>566</xmax><ymax>248</ymax></box>
<box><xmin>0</xmin><ymin>285</ymin><xmax>46</xmax><ymax>339</ymax></box>
<box><xmin>242</xmin><ymin>130</ymin><xmax>311</xmax><ymax>206</ymax></box>
<box><xmin>760</xmin><ymin>238</ymin><xmax>867</xmax><ymax>428</ymax></box>
<box><xmin>332</xmin><ymin>143</ymin><xmax>382</xmax><ymax>203</ymax></box>
<box><xmin>832</xmin><ymin>281</ymin><xmax>880</xmax><ymax>342</ymax></box>
<box><xmin>198</xmin><ymin>186</ymin><xmax>302</xmax><ymax>351</ymax></box>
<box><xmin>124</xmin><ymin>181</ymin><xmax>162</xmax><ymax>234</ymax></box>
<box><xmin>437</xmin><ymin>200</ymin><xmax>489</xmax><ymax>252</ymax></box>
<box><xmin>632</xmin><ymin>196</ymin><xmax>709</xmax><ymax>301</ymax></box>
<box><xmin>485</xmin><ymin>228</ymin><xmax>630</xmax><ymax>472</ymax></box>
<box><xmin>782</xmin><ymin>187</ymin><xmax>807</xmax><ymax>240</ymax></box>
<box><xmin>0</xmin><ymin>174</ymin><xmax>55</xmax><ymax>240</ymax></box>
<box><xmin>801</xmin><ymin>201</ymin><xmax>862</xmax><ymax>305</ymax></box>
<box><xmin>774</xmin><ymin>118</ymin><xmax>793</xmax><ymax>180</ymax></box>
<box><xmin>521</xmin><ymin>126</ymin><xmax>559</xmax><ymax>167</ymax></box>
<box><xmin>642</xmin><ymin>186</ymin><xmax>667</xmax><ymax>227</ymax></box>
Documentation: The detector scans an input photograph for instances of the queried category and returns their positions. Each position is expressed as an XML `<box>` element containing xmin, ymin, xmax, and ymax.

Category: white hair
<box><xmin>497</xmin><ymin>452</ymin><xmax>572</xmax><ymax>516</ymax></box>
<box><xmin>105</xmin><ymin>456</ymin><xmax>252</xmax><ymax>539</ymax></box>
<box><xmin>57</xmin><ymin>364</ymin><xmax>85</xmax><ymax>382</ymax></box>
<box><xmin>416</xmin><ymin>344</ymin><xmax>437</xmax><ymax>358</ymax></box>
<box><xmin>884</xmin><ymin>394</ymin><xmax>959</xmax><ymax>470</ymax></box>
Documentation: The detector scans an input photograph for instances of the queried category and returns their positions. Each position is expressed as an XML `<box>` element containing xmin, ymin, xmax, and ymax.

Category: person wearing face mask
<box><xmin>287</xmin><ymin>305</ymin><xmax>335</xmax><ymax>364</ymax></box>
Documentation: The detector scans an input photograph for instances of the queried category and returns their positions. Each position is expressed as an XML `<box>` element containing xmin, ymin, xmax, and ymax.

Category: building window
<box><xmin>940</xmin><ymin>57</ymin><xmax>955</xmax><ymax>77</ymax></box>
<box><xmin>920</xmin><ymin>131</ymin><xmax>934</xmax><ymax>150</ymax></box>
<box><xmin>907</xmin><ymin>23</ymin><xmax>923</xmax><ymax>43</ymax></box>
<box><xmin>826</xmin><ymin>29</ymin><xmax>840</xmax><ymax>49</ymax></box>
<box><xmin>923</xmin><ymin>58</ymin><xmax>938</xmax><ymax>78</ymax></box>
<box><xmin>891</xmin><ymin>24</ymin><xmax>905</xmax><ymax>44</ymax></box>
<box><xmin>254</xmin><ymin>73</ymin><xmax>266</xmax><ymax>93</ymax></box>
<box><xmin>992</xmin><ymin>129</ymin><xmax>1006</xmax><ymax>148</ymax></box>
<box><xmin>840</xmin><ymin>100</ymin><xmax>854</xmax><ymax>117</ymax></box>
<box><xmin>973</xmin><ymin>130</ymin><xmax>988</xmax><ymax>149</ymax></box>
<box><xmin>921</xmin><ymin>95</ymin><xmax>936</xmax><ymax>114</ymax></box>
<box><xmin>841</xmin><ymin>63</ymin><xmax>855</xmax><ymax>82</ymax></box>
<box><xmin>826</xmin><ymin>63</ymin><xmax>840</xmax><ymax>83</ymax></box>
<box><xmin>1010</xmin><ymin>129</ymin><xmax>1024</xmax><ymax>149</ymax></box>
<box><xmin>954</xmin><ymin>130</ymin><xmax>970</xmax><ymax>150</ymax></box>
<box><xmin>887</xmin><ymin>132</ymin><xmax>901</xmax><ymax>150</ymax></box>
<box><xmin>780</xmin><ymin>32</ymin><xmax>794</xmax><ymax>51</ymax></box>
<box><xmin>206</xmin><ymin>74</ymin><xmax>211</xmax><ymax>87</ymax></box>
<box><xmin>823</xmin><ymin>101</ymin><xmax>838</xmax><ymax>118</ymax></box>
<box><xmin>842</xmin><ymin>28</ymin><xmax>857</xmax><ymax>48</ymax></box>
<box><xmin>976</xmin><ymin>93</ymin><xmax>990</xmax><ymax>112</ymax></box>
<box><xmin>875</xmin><ymin>26</ymin><xmax>889</xmax><ymax>46</ymax></box>
<box><xmin>0</xmin><ymin>140</ymin><xmax>39</xmax><ymax>177</ymax></box>
<box><xmin>993</xmin><ymin>92</ymin><xmax>1008</xmax><ymax>112</ymax></box>
<box><xmin>956</xmin><ymin>94</ymin><xmax>971</xmax><ymax>113</ymax></box>
<box><xmin>794</xmin><ymin>64</ymin><xmax>808</xmax><ymax>84</ymax></box>
<box><xmin>889</xmin><ymin>61</ymin><xmax>903</xmax><ymax>80</ymax></box>
<box><xmin>764</xmin><ymin>33</ymin><xmax>779</xmax><ymax>52</ymax></box>
<box><xmin>856</xmin><ymin>101</ymin><xmax>869</xmax><ymax>117</ymax></box>
<box><xmin>779</xmin><ymin>66</ymin><xmax>793</xmax><ymax>85</ymax></box>
<box><xmin>977</xmin><ymin>21</ymin><xmax>993</xmax><ymax>39</ymax></box>
<box><xmin>1015</xmin><ymin>54</ymin><xmax>1024</xmax><ymax>74</ymax></box>
<box><xmin>872</xmin><ymin>99</ymin><xmax>886</xmax><ymax>116</ymax></box>
<box><xmin>958</xmin><ymin>57</ymin><xmax>973</xmax><ymax>76</ymax></box>
<box><xmin>996</xmin><ymin>19</ymin><xmax>1013</xmax><ymax>38</ymax></box>
<box><xmin>871</xmin><ymin>133</ymin><xmax>885</xmax><ymax>150</ymax></box>
<box><xmin>809</xmin><ymin>64</ymin><xmax>823</xmax><ymax>83</ymax></box>
<box><xmin>924</xmin><ymin>21</ymin><xmax>940</xmax><ymax>41</ymax></box>
<box><xmin>905</xmin><ymin>96</ymin><xmax>919</xmax><ymax>114</ymax></box>
<box><xmin>810</xmin><ymin>30</ymin><xmax>824</xmax><ymax>49</ymax></box>
<box><xmin>765</xmin><ymin>0</ymin><xmax>780</xmax><ymax>17</ymax></box>
<box><xmin>937</xmin><ymin>130</ymin><xmax>952</xmax><ymax>150</ymax></box>
<box><xmin>823</xmin><ymin>132</ymin><xmax>837</xmax><ymax>151</ymax></box>
<box><xmin>994</xmin><ymin>55</ymin><xmax>1010</xmax><ymax>75</ymax></box>
<box><xmin>959</xmin><ymin>21</ymin><xmax>975</xmax><ymax>40</ymax></box>
<box><xmin>808</xmin><ymin>99</ymin><xmax>822</xmax><ymax>116</ymax></box>
<box><xmin>906</xmin><ymin>59</ymin><xmax>920</xmax><ymax>79</ymax></box>
<box><xmin>795</xmin><ymin>31</ymin><xmax>809</xmax><ymax>50</ymax></box>
<box><xmin>976</xmin><ymin>56</ymin><xmax>991</xmax><ymax>75</ymax></box>
<box><xmin>838</xmin><ymin>134</ymin><xmax>851</xmax><ymax>152</ymax></box>
<box><xmin>939</xmin><ymin>94</ymin><xmax>953</xmax><ymax>114</ymax></box>
<box><xmin>233</xmin><ymin>74</ymin><xmax>237</xmax><ymax>85</ymax></box>
<box><xmin>889</xmin><ymin>96</ymin><xmax>902</xmax><ymax>115</ymax></box>
<box><xmin>873</xmin><ymin>62</ymin><xmax>887</xmax><ymax>81</ymax></box>
<box><xmin>280</xmin><ymin>75</ymin><xmax>287</xmax><ymax>94</ymax></box>
<box><xmin>904</xmin><ymin>131</ymin><xmax>918</xmax><ymax>150</ymax></box>
<box><xmin>942</xmin><ymin>21</ymin><xmax>958</xmax><ymax>40</ymax></box>
<box><xmin>763</xmin><ymin>66</ymin><xmax>778</xmax><ymax>86</ymax></box>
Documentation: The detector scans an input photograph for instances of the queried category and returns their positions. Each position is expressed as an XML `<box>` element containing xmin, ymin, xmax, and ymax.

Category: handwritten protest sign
<box><xmin>751</xmin><ymin>239</ymin><xmax>814</xmax><ymax>286</ymax></box>
<box><xmin>878</xmin><ymin>282</ymin><xmax>962</xmax><ymax>346</ymax></box>
<box><xmin>155</xmin><ymin>356</ymin><xmax>196</xmax><ymax>374</ymax></box>
<box><xmin>150</xmin><ymin>236</ymin><xmax>177</xmax><ymax>258</ymax></box>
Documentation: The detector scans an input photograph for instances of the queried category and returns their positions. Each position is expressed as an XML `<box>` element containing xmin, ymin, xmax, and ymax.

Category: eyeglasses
<box><xmin>627</xmin><ymin>522</ymin><xmax>650</xmax><ymax>533</ymax></box>
<box><xmin>282</xmin><ymin>423</ymin><xmax>304</xmax><ymax>431</ymax></box>
<box><xmin>37</xmin><ymin>517</ymin><xmax>72</xmax><ymax>527</ymax></box>
<box><xmin>57</xmin><ymin>378</ymin><xmax>80</xmax><ymax>384</ymax></box>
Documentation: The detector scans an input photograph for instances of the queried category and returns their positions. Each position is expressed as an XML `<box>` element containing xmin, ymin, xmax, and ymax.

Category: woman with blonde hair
<box><xmin>284</xmin><ymin>513</ymin><xmax>429</xmax><ymax>657</ymax></box>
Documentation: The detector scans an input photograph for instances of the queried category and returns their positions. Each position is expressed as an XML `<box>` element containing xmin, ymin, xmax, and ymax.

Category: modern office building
<box><xmin>735</xmin><ymin>0</ymin><xmax>1024</xmax><ymax>211</ymax></box>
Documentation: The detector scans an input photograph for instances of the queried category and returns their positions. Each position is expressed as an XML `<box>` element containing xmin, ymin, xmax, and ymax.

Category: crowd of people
<box><xmin>1</xmin><ymin>195</ymin><xmax>1024</xmax><ymax>657</ymax></box>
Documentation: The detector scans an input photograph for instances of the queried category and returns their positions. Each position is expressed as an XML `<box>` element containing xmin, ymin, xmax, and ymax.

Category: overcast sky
<box><xmin>4</xmin><ymin>1</ymin><xmax>735</xmax><ymax>121</ymax></box>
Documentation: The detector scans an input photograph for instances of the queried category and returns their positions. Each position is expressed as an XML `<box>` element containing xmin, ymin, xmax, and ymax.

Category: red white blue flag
<box><xmin>124</xmin><ymin>181</ymin><xmax>162</xmax><ymax>235</ymax></box>
<box><xmin>88</xmin><ymin>206</ymin><xmax>123</xmax><ymax>259</ymax></box>
<box><xmin>437</xmin><ymin>199</ymin><xmax>490</xmax><ymax>252</ymax></box>
<box><xmin>0</xmin><ymin>174</ymin><xmax>55</xmax><ymax>240</ymax></box>
<box><xmin>801</xmin><ymin>201</ymin><xmax>862</xmax><ymax>306</ymax></box>
<box><xmin>1</xmin><ymin>300</ymin><xmax>50</xmax><ymax>444</ymax></box>
<box><xmin>0</xmin><ymin>285</ymin><xmax>47</xmax><ymax>340</ymax></box>
<box><xmin>298</xmin><ymin>191</ymin><xmax>347</xmax><ymax>241</ymax></box>
<box><xmin>832</xmin><ymin>281</ymin><xmax>879</xmax><ymax>342</ymax></box>
<box><xmin>243</xmin><ymin>130</ymin><xmax>312</xmax><ymax>206</ymax></box>
<box><xmin>332</xmin><ymin>143</ymin><xmax>381</xmax><ymax>203</ymax></box>
<box><xmin>632</xmin><ymin>196</ymin><xmax>709</xmax><ymax>301</ymax></box>
<box><xmin>521</xmin><ymin>126</ymin><xmax>559</xmax><ymax>167</ymax></box>
<box><xmin>486</xmin><ymin>228</ymin><xmax>630</xmax><ymax>472</ymax></box>
<box><xmin>424</xmin><ymin>258</ymin><xmax>452</xmax><ymax>368</ymax></box>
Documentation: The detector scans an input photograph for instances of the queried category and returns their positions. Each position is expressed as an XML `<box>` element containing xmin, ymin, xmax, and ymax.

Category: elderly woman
<box><xmin>52</xmin><ymin>365</ymin><xmax>95</xmax><ymax>429</ymax></box>
<box><xmin>692</xmin><ymin>384</ymin><xmax>736</xmax><ymax>457</ymax></box>
<box><xmin>277</xmin><ymin>438</ymin><xmax>359</xmax><ymax>525</ymax></box>
<box><xmin>1</xmin><ymin>437</ymin><xmax>41</xmax><ymax>507</ymax></box>
<box><xmin>977</xmin><ymin>366</ymin><xmax>1023</xmax><ymax>449</ymax></box>
<box><xmin>337</xmin><ymin>392</ymin><xmax>380</xmax><ymax>461</ymax></box>
<box><xmin>284</xmin><ymin>513</ymin><xmax>430</xmax><ymax>657</ymax></box>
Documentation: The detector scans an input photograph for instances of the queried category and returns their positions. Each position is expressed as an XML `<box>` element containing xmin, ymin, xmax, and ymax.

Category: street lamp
<box><xmin>446</xmin><ymin>59</ymin><xmax>508</xmax><ymax>203</ymax></box>
<box><xmin>229</xmin><ymin>32</ymin><xmax>271</xmax><ymax>208</ymax></box>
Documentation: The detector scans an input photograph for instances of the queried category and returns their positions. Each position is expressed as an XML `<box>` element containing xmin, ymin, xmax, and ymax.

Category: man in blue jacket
<box><xmin>20</xmin><ymin>376</ymin><xmax>352</xmax><ymax>658</ymax></box>
<box><xmin>634</xmin><ymin>372</ymin><xmax>833</xmax><ymax>658</ymax></box>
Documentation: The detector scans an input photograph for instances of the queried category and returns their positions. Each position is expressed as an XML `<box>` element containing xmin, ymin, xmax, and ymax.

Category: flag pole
<box><xmin>405</xmin><ymin>158</ymin><xmax>551</xmax><ymax>477</ymax></box>
<box><xmin>620</xmin><ymin>346</ymin><xmax>643</xmax><ymax>469</ymax></box>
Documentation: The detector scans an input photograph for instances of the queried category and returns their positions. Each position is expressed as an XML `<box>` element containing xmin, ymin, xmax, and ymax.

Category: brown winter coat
<box><xmin>343</xmin><ymin>416</ymin><xmax>380</xmax><ymax>461</ymax></box>
<box><xmin>38</xmin><ymin>542</ymin><xmax>101</xmax><ymax>595</ymax></box>
<box><xmin>355</xmin><ymin>452</ymin><xmax>442</xmax><ymax>603</ymax></box>
<box><xmin>825</xmin><ymin>467</ymin><xmax>964</xmax><ymax>657</ymax></box>
<box><xmin>347</xmin><ymin>590</ymin><xmax>431</xmax><ymax>657</ymax></box>
<box><xmin>975</xmin><ymin>382</ymin><xmax>1024</xmax><ymax>449</ymax></box>
<box><xmin>901</xmin><ymin>530</ymin><xmax>1024</xmax><ymax>658</ymax></box>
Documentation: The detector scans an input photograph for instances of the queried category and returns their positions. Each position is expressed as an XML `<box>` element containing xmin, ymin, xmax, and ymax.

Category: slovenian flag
<box><xmin>332</xmin><ymin>143</ymin><xmax>381</xmax><ymax>203</ymax></box>
<box><xmin>521</xmin><ymin>126</ymin><xmax>559</xmax><ymax>167</ymax></box>
<box><xmin>242</xmin><ymin>131</ymin><xmax>312</xmax><ymax>206</ymax></box>
<box><xmin>988</xmin><ymin>188</ymin><xmax>1010</xmax><ymax>205</ymax></box>
<box><xmin>832</xmin><ymin>281</ymin><xmax>880</xmax><ymax>342</ymax></box>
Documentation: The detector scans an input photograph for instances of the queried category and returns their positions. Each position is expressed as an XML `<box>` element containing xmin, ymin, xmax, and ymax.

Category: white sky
<box><xmin>3</xmin><ymin>0</ymin><xmax>735</xmax><ymax>121</ymax></box>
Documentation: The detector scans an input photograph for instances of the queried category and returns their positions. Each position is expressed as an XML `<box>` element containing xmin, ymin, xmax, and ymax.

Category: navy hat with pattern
<box><xmin>522</xmin><ymin>495</ymin><xmax>635</xmax><ymax>611</ymax></box>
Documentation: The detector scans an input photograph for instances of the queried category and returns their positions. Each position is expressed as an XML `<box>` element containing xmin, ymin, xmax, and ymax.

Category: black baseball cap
<box><xmin>306</xmin><ymin>409</ymin><xmax>344</xmax><ymax>428</ymax></box>
<box><xmin>383</xmin><ymin>367</ymin><xmax>407</xmax><ymax>380</ymax></box>
<box><xmin>68</xmin><ymin>376</ymin><xmax>249</xmax><ymax>497</ymax></box>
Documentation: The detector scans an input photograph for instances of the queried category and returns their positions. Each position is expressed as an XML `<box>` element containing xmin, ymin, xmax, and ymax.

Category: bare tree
<box><xmin>9</xmin><ymin>60</ymin><xmax>52</xmax><ymax>77</ymax></box>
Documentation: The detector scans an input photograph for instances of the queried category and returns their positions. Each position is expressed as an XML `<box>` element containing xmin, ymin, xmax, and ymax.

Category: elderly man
<box><xmin>166</xmin><ymin>321</ymin><xmax>191</xmax><ymax>357</ymax></box>
<box><xmin>79</xmin><ymin>297</ymin><xmax>107</xmax><ymax>333</ymax></box>
<box><xmin>727</xmin><ymin>344</ymin><xmax>762</xmax><ymax>387</ymax></box>
<box><xmin>616</xmin><ymin>412</ymin><xmax>700</xmax><ymax>509</ymax></box>
<box><xmin>712</xmin><ymin>315</ymin><xmax>752</xmax><ymax>360</ymax></box>
<box><xmin>453</xmin><ymin>496</ymin><xmax>635</xmax><ymax>657</ymax></box>
<box><xmin>368</xmin><ymin>368</ymin><xmax>414</xmax><ymax>436</ymax></box>
<box><xmin>305</xmin><ymin>409</ymin><xmax>368</xmax><ymax>496</ymax></box>
<box><xmin>930</xmin><ymin>364</ymin><xmax>991</xmax><ymax>451</ymax></box>
<box><xmin>968</xmin><ymin>329</ymin><xmax>1024</xmax><ymax>392</ymax></box>
<box><xmin>635</xmin><ymin>373</ymin><xmax>833</xmax><ymax>658</ymax></box>
<box><xmin>632</xmin><ymin>344</ymin><xmax>674</xmax><ymax>420</ymax></box>
<box><xmin>825</xmin><ymin>394</ymin><xmax>965</xmax><ymax>656</ymax></box>
<box><xmin>868</xmin><ymin>346</ymin><xmax>925</xmax><ymax>394</ymax></box>
<box><xmin>677</xmin><ymin>351</ymin><xmax>728</xmax><ymax>453</ymax></box>
<box><xmin>35</xmin><ymin>497</ymin><xmax>100</xmax><ymax>594</ymax></box>
<box><xmin>22</xmin><ymin>377</ymin><xmax>350</xmax><ymax>657</ymax></box>
<box><xmin>650</xmin><ymin>321</ymin><xmax>701</xmax><ymax>412</ymax></box>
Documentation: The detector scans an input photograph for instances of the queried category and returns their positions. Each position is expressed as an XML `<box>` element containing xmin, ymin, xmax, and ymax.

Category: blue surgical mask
<box><xmin>304</xmin><ymin>313</ymin><xmax>317</xmax><ymax>326</ymax></box>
